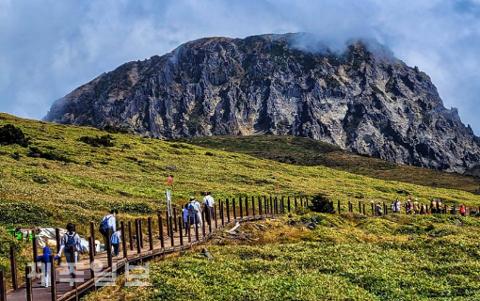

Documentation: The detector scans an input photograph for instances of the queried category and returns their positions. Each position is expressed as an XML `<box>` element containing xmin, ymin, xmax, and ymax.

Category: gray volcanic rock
<box><xmin>45</xmin><ymin>33</ymin><xmax>480</xmax><ymax>174</ymax></box>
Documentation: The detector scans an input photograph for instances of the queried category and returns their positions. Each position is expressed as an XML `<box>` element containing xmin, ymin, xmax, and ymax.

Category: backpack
<box><xmin>65</xmin><ymin>233</ymin><xmax>78</xmax><ymax>253</ymax></box>
<box><xmin>99</xmin><ymin>216</ymin><xmax>111</xmax><ymax>236</ymax></box>
<box><xmin>188</xmin><ymin>203</ymin><xmax>197</xmax><ymax>215</ymax></box>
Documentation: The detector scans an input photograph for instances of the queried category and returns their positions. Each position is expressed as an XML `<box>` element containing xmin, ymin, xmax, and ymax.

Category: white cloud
<box><xmin>0</xmin><ymin>0</ymin><xmax>479</xmax><ymax>133</ymax></box>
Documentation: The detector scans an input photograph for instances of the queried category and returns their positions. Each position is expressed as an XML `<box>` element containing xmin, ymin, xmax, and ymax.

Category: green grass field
<box><xmin>1</xmin><ymin>113</ymin><xmax>480</xmax><ymax>298</ymax></box>
<box><xmin>87</xmin><ymin>213</ymin><xmax>480</xmax><ymax>301</ymax></box>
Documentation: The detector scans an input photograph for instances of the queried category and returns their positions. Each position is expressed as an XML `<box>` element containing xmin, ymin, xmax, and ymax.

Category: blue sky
<box><xmin>1</xmin><ymin>0</ymin><xmax>480</xmax><ymax>134</ymax></box>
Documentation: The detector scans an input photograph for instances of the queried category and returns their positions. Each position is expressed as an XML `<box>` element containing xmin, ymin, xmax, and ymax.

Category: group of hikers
<box><xmin>182</xmin><ymin>192</ymin><xmax>215</xmax><ymax>232</ymax></box>
<box><xmin>37</xmin><ymin>192</ymin><xmax>215</xmax><ymax>287</ymax></box>
<box><xmin>387</xmin><ymin>197</ymin><xmax>469</xmax><ymax>216</ymax></box>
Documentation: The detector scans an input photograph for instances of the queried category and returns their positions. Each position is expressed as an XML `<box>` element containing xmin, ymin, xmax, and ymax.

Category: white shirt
<box><xmin>101</xmin><ymin>214</ymin><xmax>116</xmax><ymax>232</ymax></box>
<box><xmin>203</xmin><ymin>195</ymin><xmax>215</xmax><ymax>208</ymax></box>
<box><xmin>191</xmin><ymin>200</ymin><xmax>201</xmax><ymax>212</ymax></box>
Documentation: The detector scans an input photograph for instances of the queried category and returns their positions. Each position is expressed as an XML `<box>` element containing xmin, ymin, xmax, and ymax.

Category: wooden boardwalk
<box><xmin>2</xmin><ymin>196</ymin><xmax>302</xmax><ymax>301</ymax></box>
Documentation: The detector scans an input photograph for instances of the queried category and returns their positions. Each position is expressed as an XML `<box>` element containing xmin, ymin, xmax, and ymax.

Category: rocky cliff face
<box><xmin>45</xmin><ymin>33</ymin><xmax>480</xmax><ymax>174</ymax></box>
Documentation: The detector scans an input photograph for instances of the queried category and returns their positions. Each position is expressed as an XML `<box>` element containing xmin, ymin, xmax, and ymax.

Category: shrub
<box><xmin>0</xmin><ymin>124</ymin><xmax>29</xmax><ymax>146</ymax></box>
<box><xmin>0</xmin><ymin>201</ymin><xmax>53</xmax><ymax>226</ymax></box>
<box><xmin>27</xmin><ymin>146</ymin><xmax>74</xmax><ymax>163</ymax></box>
<box><xmin>78</xmin><ymin>135</ymin><xmax>115</xmax><ymax>147</ymax></box>
<box><xmin>309</xmin><ymin>194</ymin><xmax>335</xmax><ymax>213</ymax></box>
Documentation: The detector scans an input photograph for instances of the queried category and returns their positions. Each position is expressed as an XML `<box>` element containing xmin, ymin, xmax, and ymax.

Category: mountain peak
<box><xmin>44</xmin><ymin>33</ymin><xmax>480</xmax><ymax>175</ymax></box>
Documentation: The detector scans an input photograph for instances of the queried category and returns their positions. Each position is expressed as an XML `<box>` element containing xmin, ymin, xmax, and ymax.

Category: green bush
<box><xmin>78</xmin><ymin>135</ymin><xmax>115</xmax><ymax>147</ymax></box>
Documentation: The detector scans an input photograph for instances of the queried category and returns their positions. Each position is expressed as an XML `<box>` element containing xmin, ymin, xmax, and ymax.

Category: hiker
<box><xmin>392</xmin><ymin>199</ymin><xmax>401</xmax><ymax>213</ymax></box>
<box><xmin>375</xmin><ymin>203</ymin><xmax>383</xmax><ymax>216</ymax></box>
<box><xmin>413</xmin><ymin>199</ymin><xmax>420</xmax><ymax>214</ymax></box>
<box><xmin>111</xmin><ymin>230</ymin><xmax>121</xmax><ymax>257</ymax></box>
<box><xmin>188</xmin><ymin>196</ymin><xmax>202</xmax><ymax>227</ymax></box>
<box><xmin>182</xmin><ymin>203</ymin><xmax>190</xmax><ymax>234</ymax></box>
<box><xmin>405</xmin><ymin>199</ymin><xmax>413</xmax><ymax>214</ymax></box>
<box><xmin>36</xmin><ymin>246</ymin><xmax>52</xmax><ymax>287</ymax></box>
<box><xmin>460</xmin><ymin>204</ymin><xmax>466</xmax><ymax>216</ymax></box>
<box><xmin>420</xmin><ymin>204</ymin><xmax>426</xmax><ymax>215</ymax></box>
<box><xmin>55</xmin><ymin>223</ymin><xmax>81</xmax><ymax>281</ymax></box>
<box><xmin>100</xmin><ymin>209</ymin><xmax>118</xmax><ymax>250</ymax></box>
<box><xmin>430</xmin><ymin>200</ymin><xmax>437</xmax><ymax>214</ymax></box>
<box><xmin>203</xmin><ymin>192</ymin><xmax>215</xmax><ymax>224</ymax></box>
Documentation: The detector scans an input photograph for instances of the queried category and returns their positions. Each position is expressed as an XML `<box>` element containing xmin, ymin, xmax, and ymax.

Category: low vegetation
<box><xmin>186</xmin><ymin>135</ymin><xmax>480</xmax><ymax>194</ymax></box>
<box><xmin>90</xmin><ymin>213</ymin><xmax>480</xmax><ymax>301</ymax></box>
<box><xmin>0</xmin><ymin>113</ymin><xmax>479</xmax><ymax>299</ymax></box>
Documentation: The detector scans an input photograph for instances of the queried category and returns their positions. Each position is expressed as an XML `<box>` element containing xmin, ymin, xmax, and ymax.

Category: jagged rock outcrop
<box><xmin>45</xmin><ymin>33</ymin><xmax>480</xmax><ymax>174</ymax></box>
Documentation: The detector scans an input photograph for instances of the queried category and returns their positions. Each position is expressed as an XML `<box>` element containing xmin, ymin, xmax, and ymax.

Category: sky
<box><xmin>1</xmin><ymin>0</ymin><xmax>480</xmax><ymax>134</ymax></box>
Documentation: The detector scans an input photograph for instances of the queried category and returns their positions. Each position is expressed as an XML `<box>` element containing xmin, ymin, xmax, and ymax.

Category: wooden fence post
<box><xmin>50</xmin><ymin>255</ymin><xmax>57</xmax><ymax>301</ymax></box>
<box><xmin>147</xmin><ymin>217</ymin><xmax>153</xmax><ymax>251</ymax></box>
<box><xmin>128</xmin><ymin>221</ymin><xmax>134</xmax><ymax>251</ymax></box>
<box><xmin>363</xmin><ymin>203</ymin><xmax>366</xmax><ymax>215</ymax></box>
<box><xmin>187</xmin><ymin>219</ymin><xmax>192</xmax><ymax>243</ymax></box>
<box><xmin>221</xmin><ymin>201</ymin><xmax>225</xmax><ymax>227</ymax></box>
<box><xmin>25</xmin><ymin>265</ymin><xmax>32</xmax><ymax>301</ymax></box>
<box><xmin>281</xmin><ymin>196</ymin><xmax>285</xmax><ymax>214</ymax></box>
<box><xmin>0</xmin><ymin>270</ymin><xmax>6</xmax><ymax>301</ymax></box>
<box><xmin>139</xmin><ymin>219</ymin><xmax>144</xmax><ymax>249</ymax></box>
<box><xmin>288</xmin><ymin>196</ymin><xmax>291</xmax><ymax>213</ymax></box>
<box><xmin>245</xmin><ymin>196</ymin><xmax>249</xmax><ymax>217</ymax></box>
<box><xmin>294</xmin><ymin>197</ymin><xmax>298</xmax><ymax>209</ymax></box>
<box><xmin>270</xmin><ymin>197</ymin><xmax>274</xmax><ymax>217</ymax></box>
<box><xmin>173</xmin><ymin>207</ymin><xmax>178</xmax><ymax>233</ymax></box>
<box><xmin>239</xmin><ymin>196</ymin><xmax>243</xmax><ymax>218</ymax></box>
<box><xmin>233</xmin><ymin>198</ymin><xmax>237</xmax><ymax>220</ymax></box>
<box><xmin>214</xmin><ymin>204</ymin><xmax>218</xmax><ymax>229</ymax></box>
<box><xmin>9</xmin><ymin>246</ymin><xmax>17</xmax><ymax>290</ymax></box>
<box><xmin>300</xmin><ymin>197</ymin><xmax>303</xmax><ymax>208</ymax></box>
<box><xmin>135</xmin><ymin>219</ymin><xmax>141</xmax><ymax>254</ymax></box>
<box><xmin>195</xmin><ymin>219</ymin><xmax>200</xmax><ymax>241</ymax></box>
<box><xmin>55</xmin><ymin>228</ymin><xmax>61</xmax><ymax>254</ymax></box>
<box><xmin>226</xmin><ymin>199</ymin><xmax>231</xmax><ymax>223</ymax></box>
<box><xmin>89</xmin><ymin>222</ymin><xmax>96</xmax><ymax>256</ymax></box>
<box><xmin>158</xmin><ymin>214</ymin><xmax>165</xmax><ymax>249</ymax></box>
<box><xmin>120</xmin><ymin>222</ymin><xmax>127</xmax><ymax>258</ymax></box>
<box><xmin>371</xmin><ymin>203</ymin><xmax>374</xmax><ymax>215</ymax></box>
<box><xmin>258</xmin><ymin>196</ymin><xmax>262</xmax><ymax>217</ymax></box>
<box><xmin>32</xmin><ymin>232</ymin><xmax>38</xmax><ymax>273</ymax></box>
<box><xmin>202</xmin><ymin>210</ymin><xmax>206</xmax><ymax>239</ymax></box>
<box><xmin>337</xmin><ymin>200</ymin><xmax>341</xmax><ymax>214</ymax></box>
<box><xmin>169</xmin><ymin>216</ymin><xmax>175</xmax><ymax>247</ymax></box>
<box><xmin>250</xmin><ymin>196</ymin><xmax>254</xmax><ymax>218</ymax></box>
<box><xmin>106</xmin><ymin>229</ymin><xmax>113</xmax><ymax>268</ymax></box>
<box><xmin>179</xmin><ymin>217</ymin><xmax>184</xmax><ymax>246</ymax></box>
<box><xmin>88</xmin><ymin>236</ymin><xmax>95</xmax><ymax>279</ymax></box>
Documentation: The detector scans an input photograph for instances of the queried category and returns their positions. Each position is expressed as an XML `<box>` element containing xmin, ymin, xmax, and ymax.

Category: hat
<box><xmin>189</xmin><ymin>196</ymin><xmax>195</xmax><ymax>201</ymax></box>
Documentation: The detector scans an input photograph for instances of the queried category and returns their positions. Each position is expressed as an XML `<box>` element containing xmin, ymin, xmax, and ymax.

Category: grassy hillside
<box><xmin>2</xmin><ymin>113</ymin><xmax>480</xmax><ymax>299</ymax></box>
<box><xmin>87</xmin><ymin>213</ymin><xmax>480</xmax><ymax>301</ymax></box>
<box><xmin>185</xmin><ymin>136</ymin><xmax>480</xmax><ymax>194</ymax></box>
<box><xmin>1</xmin><ymin>112</ymin><xmax>480</xmax><ymax>231</ymax></box>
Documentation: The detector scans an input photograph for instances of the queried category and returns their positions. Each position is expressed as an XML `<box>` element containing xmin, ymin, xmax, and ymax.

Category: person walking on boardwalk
<box><xmin>111</xmin><ymin>230</ymin><xmax>121</xmax><ymax>257</ymax></box>
<box><xmin>188</xmin><ymin>196</ymin><xmax>202</xmax><ymax>227</ymax></box>
<box><xmin>55</xmin><ymin>223</ymin><xmax>82</xmax><ymax>284</ymax></box>
<box><xmin>203</xmin><ymin>192</ymin><xmax>215</xmax><ymax>224</ymax></box>
<box><xmin>460</xmin><ymin>204</ymin><xmax>467</xmax><ymax>216</ymax></box>
<box><xmin>100</xmin><ymin>209</ymin><xmax>117</xmax><ymax>250</ymax></box>
<box><xmin>182</xmin><ymin>203</ymin><xmax>190</xmax><ymax>234</ymax></box>
<box><xmin>36</xmin><ymin>245</ymin><xmax>52</xmax><ymax>287</ymax></box>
